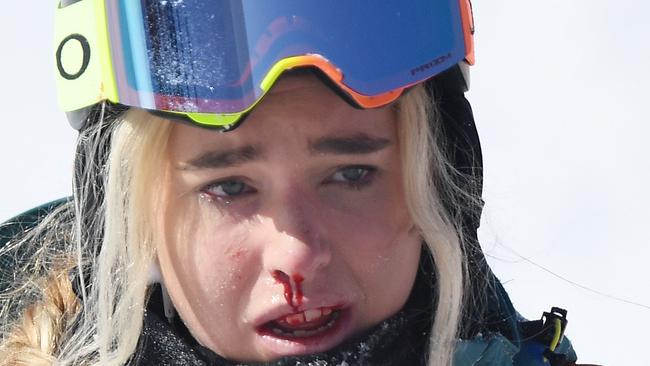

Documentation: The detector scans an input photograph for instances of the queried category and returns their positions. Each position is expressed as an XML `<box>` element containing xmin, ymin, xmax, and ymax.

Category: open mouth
<box><xmin>259</xmin><ymin>307</ymin><xmax>342</xmax><ymax>339</ymax></box>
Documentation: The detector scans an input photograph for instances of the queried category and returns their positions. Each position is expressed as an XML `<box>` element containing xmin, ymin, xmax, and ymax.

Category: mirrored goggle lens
<box><xmin>106</xmin><ymin>0</ymin><xmax>468</xmax><ymax>116</ymax></box>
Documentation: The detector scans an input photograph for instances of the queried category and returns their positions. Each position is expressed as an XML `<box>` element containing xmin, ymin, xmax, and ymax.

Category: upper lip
<box><xmin>251</xmin><ymin>299</ymin><xmax>350</xmax><ymax>329</ymax></box>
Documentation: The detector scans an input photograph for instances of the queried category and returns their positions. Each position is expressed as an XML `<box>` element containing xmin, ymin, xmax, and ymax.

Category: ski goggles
<box><xmin>55</xmin><ymin>0</ymin><xmax>474</xmax><ymax>130</ymax></box>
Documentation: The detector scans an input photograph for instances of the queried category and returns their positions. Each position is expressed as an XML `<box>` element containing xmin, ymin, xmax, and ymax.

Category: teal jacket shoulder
<box><xmin>0</xmin><ymin>198</ymin><xmax>71</xmax><ymax>244</ymax></box>
<box><xmin>454</xmin><ymin>331</ymin><xmax>577</xmax><ymax>366</ymax></box>
<box><xmin>0</xmin><ymin>198</ymin><xmax>71</xmax><ymax>271</ymax></box>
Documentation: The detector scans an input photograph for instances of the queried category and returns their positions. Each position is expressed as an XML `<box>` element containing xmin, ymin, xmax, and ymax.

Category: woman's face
<box><xmin>157</xmin><ymin>74</ymin><xmax>421</xmax><ymax>361</ymax></box>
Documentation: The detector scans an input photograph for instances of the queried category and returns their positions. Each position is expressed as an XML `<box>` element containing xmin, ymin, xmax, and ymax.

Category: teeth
<box><xmin>269</xmin><ymin>312</ymin><xmax>339</xmax><ymax>338</ymax></box>
<box><xmin>304</xmin><ymin>309</ymin><xmax>322</xmax><ymax>322</ymax></box>
<box><xmin>293</xmin><ymin>330</ymin><xmax>309</xmax><ymax>337</ymax></box>
<box><xmin>268</xmin><ymin>309</ymin><xmax>340</xmax><ymax>339</ymax></box>
<box><xmin>282</xmin><ymin>307</ymin><xmax>334</xmax><ymax>324</ymax></box>
<box><xmin>284</xmin><ymin>312</ymin><xmax>305</xmax><ymax>325</ymax></box>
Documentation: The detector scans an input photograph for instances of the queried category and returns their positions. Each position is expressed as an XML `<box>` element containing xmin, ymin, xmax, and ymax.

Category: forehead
<box><xmin>168</xmin><ymin>74</ymin><xmax>398</xmax><ymax>158</ymax></box>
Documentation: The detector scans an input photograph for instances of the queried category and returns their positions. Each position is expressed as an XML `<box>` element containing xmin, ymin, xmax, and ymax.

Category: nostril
<box><xmin>271</xmin><ymin>270</ymin><xmax>305</xmax><ymax>312</ymax></box>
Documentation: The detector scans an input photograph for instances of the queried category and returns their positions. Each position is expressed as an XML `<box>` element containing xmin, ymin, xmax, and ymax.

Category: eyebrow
<box><xmin>178</xmin><ymin>145</ymin><xmax>260</xmax><ymax>170</ymax></box>
<box><xmin>308</xmin><ymin>134</ymin><xmax>391</xmax><ymax>155</ymax></box>
<box><xmin>178</xmin><ymin>134</ymin><xmax>391</xmax><ymax>171</ymax></box>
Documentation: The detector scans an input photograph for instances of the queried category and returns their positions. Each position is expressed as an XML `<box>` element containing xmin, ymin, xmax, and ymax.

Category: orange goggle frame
<box><xmin>55</xmin><ymin>0</ymin><xmax>474</xmax><ymax>129</ymax></box>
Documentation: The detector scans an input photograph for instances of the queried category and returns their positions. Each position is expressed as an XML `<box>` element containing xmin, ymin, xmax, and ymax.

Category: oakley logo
<box><xmin>56</xmin><ymin>34</ymin><xmax>91</xmax><ymax>80</ymax></box>
<box><xmin>410</xmin><ymin>53</ymin><xmax>452</xmax><ymax>76</ymax></box>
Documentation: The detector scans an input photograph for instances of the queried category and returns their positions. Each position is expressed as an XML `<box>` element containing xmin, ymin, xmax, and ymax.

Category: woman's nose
<box><xmin>261</xmin><ymin>186</ymin><xmax>332</xmax><ymax>283</ymax></box>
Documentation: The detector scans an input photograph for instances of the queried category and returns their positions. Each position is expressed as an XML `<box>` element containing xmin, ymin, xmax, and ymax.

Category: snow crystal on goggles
<box><xmin>55</xmin><ymin>0</ymin><xmax>474</xmax><ymax>130</ymax></box>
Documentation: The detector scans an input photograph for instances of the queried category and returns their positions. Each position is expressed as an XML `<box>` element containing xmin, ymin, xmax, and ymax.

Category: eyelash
<box><xmin>200</xmin><ymin>165</ymin><xmax>377</xmax><ymax>203</ymax></box>
<box><xmin>326</xmin><ymin>165</ymin><xmax>377</xmax><ymax>190</ymax></box>
<box><xmin>201</xmin><ymin>177</ymin><xmax>256</xmax><ymax>203</ymax></box>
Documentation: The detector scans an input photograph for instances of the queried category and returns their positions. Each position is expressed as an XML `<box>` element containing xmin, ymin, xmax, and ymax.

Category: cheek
<box><xmin>324</xmin><ymin>187</ymin><xmax>419</xmax><ymax>282</ymax></box>
<box><xmin>158</xmin><ymin>195</ymin><xmax>260</xmax><ymax>316</ymax></box>
<box><xmin>325</xmin><ymin>178</ymin><xmax>414</xmax><ymax>255</ymax></box>
<box><xmin>318</xmin><ymin>173</ymin><xmax>421</xmax><ymax>316</ymax></box>
<box><xmin>332</xmin><ymin>209</ymin><xmax>419</xmax><ymax>282</ymax></box>
<box><xmin>326</xmin><ymin>204</ymin><xmax>421</xmax><ymax>324</ymax></box>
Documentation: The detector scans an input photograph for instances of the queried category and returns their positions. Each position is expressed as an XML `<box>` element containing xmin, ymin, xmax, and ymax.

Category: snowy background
<box><xmin>1</xmin><ymin>2</ymin><xmax>648</xmax><ymax>365</ymax></box>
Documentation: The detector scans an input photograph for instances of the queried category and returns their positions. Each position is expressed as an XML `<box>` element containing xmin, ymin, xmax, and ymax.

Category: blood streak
<box><xmin>292</xmin><ymin>273</ymin><xmax>304</xmax><ymax>307</ymax></box>
<box><xmin>272</xmin><ymin>270</ymin><xmax>293</xmax><ymax>309</ymax></box>
<box><xmin>271</xmin><ymin>270</ymin><xmax>305</xmax><ymax>313</ymax></box>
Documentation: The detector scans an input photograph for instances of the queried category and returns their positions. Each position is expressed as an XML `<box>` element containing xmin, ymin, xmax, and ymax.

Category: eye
<box><xmin>329</xmin><ymin>165</ymin><xmax>376</xmax><ymax>188</ymax></box>
<box><xmin>202</xmin><ymin>179</ymin><xmax>255</xmax><ymax>200</ymax></box>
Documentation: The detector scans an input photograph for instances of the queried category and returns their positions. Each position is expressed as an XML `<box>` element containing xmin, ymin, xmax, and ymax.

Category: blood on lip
<box><xmin>271</xmin><ymin>270</ymin><xmax>304</xmax><ymax>313</ymax></box>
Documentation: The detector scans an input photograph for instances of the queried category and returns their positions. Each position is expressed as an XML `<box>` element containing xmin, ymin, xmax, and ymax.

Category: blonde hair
<box><xmin>398</xmin><ymin>86</ymin><xmax>470</xmax><ymax>365</ymax></box>
<box><xmin>0</xmin><ymin>85</ymin><xmax>474</xmax><ymax>365</ymax></box>
<box><xmin>0</xmin><ymin>107</ymin><xmax>172</xmax><ymax>365</ymax></box>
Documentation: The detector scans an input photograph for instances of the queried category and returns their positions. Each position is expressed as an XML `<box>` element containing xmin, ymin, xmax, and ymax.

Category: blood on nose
<box><xmin>293</xmin><ymin>273</ymin><xmax>304</xmax><ymax>307</ymax></box>
<box><xmin>272</xmin><ymin>270</ymin><xmax>305</xmax><ymax>313</ymax></box>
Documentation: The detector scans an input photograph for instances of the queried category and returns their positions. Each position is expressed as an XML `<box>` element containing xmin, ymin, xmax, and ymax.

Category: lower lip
<box><xmin>255</xmin><ymin>308</ymin><xmax>353</xmax><ymax>358</ymax></box>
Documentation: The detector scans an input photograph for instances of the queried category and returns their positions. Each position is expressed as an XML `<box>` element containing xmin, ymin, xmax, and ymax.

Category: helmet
<box><xmin>54</xmin><ymin>0</ymin><xmax>474</xmax><ymax>130</ymax></box>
